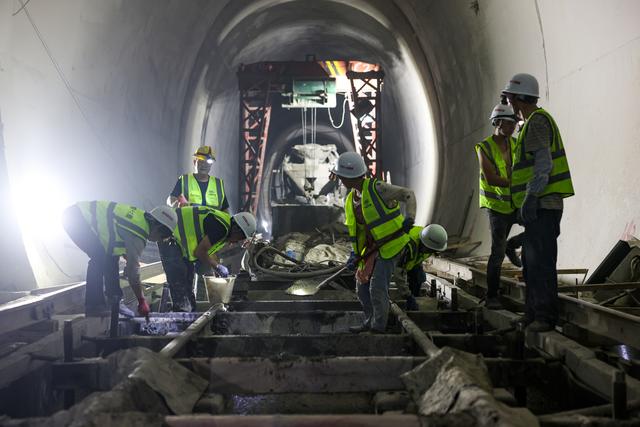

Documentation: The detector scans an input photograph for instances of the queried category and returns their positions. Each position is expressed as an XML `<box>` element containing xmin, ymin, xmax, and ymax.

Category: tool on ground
<box><xmin>285</xmin><ymin>244</ymin><xmax>381</xmax><ymax>296</ymax></box>
<box><xmin>286</xmin><ymin>265</ymin><xmax>351</xmax><ymax>296</ymax></box>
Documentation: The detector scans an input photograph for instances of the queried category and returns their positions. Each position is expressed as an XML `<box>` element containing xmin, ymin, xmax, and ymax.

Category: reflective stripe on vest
<box><xmin>475</xmin><ymin>136</ymin><xmax>516</xmax><ymax>214</ymax></box>
<box><xmin>175</xmin><ymin>207</ymin><xmax>231</xmax><ymax>261</ymax></box>
<box><xmin>77</xmin><ymin>201</ymin><xmax>149</xmax><ymax>256</ymax></box>
<box><xmin>402</xmin><ymin>226</ymin><xmax>432</xmax><ymax>271</ymax></box>
<box><xmin>344</xmin><ymin>178</ymin><xmax>410</xmax><ymax>260</ymax></box>
<box><xmin>511</xmin><ymin>108</ymin><xmax>575</xmax><ymax>208</ymax></box>
<box><xmin>180</xmin><ymin>174</ymin><xmax>226</xmax><ymax>209</ymax></box>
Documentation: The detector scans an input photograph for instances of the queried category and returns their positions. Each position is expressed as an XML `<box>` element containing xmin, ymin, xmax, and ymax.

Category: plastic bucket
<box><xmin>204</xmin><ymin>276</ymin><xmax>235</xmax><ymax>304</ymax></box>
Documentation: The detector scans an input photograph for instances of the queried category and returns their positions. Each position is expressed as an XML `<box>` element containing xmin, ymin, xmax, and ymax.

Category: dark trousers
<box><xmin>407</xmin><ymin>265</ymin><xmax>426</xmax><ymax>297</ymax></box>
<box><xmin>62</xmin><ymin>206</ymin><xmax>121</xmax><ymax>310</ymax></box>
<box><xmin>522</xmin><ymin>209</ymin><xmax>562</xmax><ymax>324</ymax></box>
<box><xmin>158</xmin><ymin>240</ymin><xmax>196</xmax><ymax>312</ymax></box>
<box><xmin>158</xmin><ymin>240</ymin><xmax>213</xmax><ymax>312</ymax></box>
<box><xmin>487</xmin><ymin>210</ymin><xmax>523</xmax><ymax>297</ymax></box>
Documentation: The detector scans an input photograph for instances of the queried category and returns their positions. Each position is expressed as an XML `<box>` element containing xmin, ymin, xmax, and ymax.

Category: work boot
<box><xmin>526</xmin><ymin>320</ymin><xmax>554</xmax><ymax>333</ymax></box>
<box><xmin>505</xmin><ymin>245</ymin><xmax>522</xmax><ymax>268</ymax></box>
<box><xmin>484</xmin><ymin>296</ymin><xmax>502</xmax><ymax>310</ymax></box>
<box><xmin>405</xmin><ymin>295</ymin><xmax>420</xmax><ymax>311</ymax></box>
<box><xmin>349</xmin><ymin>324</ymin><xmax>370</xmax><ymax>333</ymax></box>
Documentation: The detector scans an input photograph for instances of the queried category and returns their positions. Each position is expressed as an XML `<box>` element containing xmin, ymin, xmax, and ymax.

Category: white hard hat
<box><xmin>331</xmin><ymin>152</ymin><xmax>367</xmax><ymax>179</ymax></box>
<box><xmin>502</xmin><ymin>73</ymin><xmax>539</xmax><ymax>98</ymax></box>
<box><xmin>233</xmin><ymin>212</ymin><xmax>256</xmax><ymax>238</ymax></box>
<box><xmin>489</xmin><ymin>103</ymin><xmax>517</xmax><ymax>123</ymax></box>
<box><xmin>420</xmin><ymin>224</ymin><xmax>448</xmax><ymax>252</ymax></box>
<box><xmin>149</xmin><ymin>206</ymin><xmax>178</xmax><ymax>231</ymax></box>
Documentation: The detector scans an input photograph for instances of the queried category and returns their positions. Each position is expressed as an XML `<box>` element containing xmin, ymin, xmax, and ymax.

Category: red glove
<box><xmin>137</xmin><ymin>297</ymin><xmax>150</xmax><ymax>317</ymax></box>
<box><xmin>177</xmin><ymin>194</ymin><xmax>189</xmax><ymax>207</ymax></box>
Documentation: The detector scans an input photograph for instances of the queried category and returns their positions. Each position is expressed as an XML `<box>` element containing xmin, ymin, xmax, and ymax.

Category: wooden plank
<box><xmin>165</xmin><ymin>414</ymin><xmax>422</xmax><ymax>427</ymax></box>
<box><xmin>189</xmin><ymin>356</ymin><xmax>424</xmax><ymax>393</ymax></box>
<box><xmin>92</xmin><ymin>334</ymin><xmax>415</xmax><ymax>358</ymax></box>
<box><xmin>0</xmin><ymin>315</ymin><xmax>110</xmax><ymax>389</ymax></box>
<box><xmin>558</xmin><ymin>282</ymin><xmax>640</xmax><ymax>293</ymax></box>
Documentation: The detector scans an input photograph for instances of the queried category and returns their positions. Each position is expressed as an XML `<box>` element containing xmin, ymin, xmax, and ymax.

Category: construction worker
<box><xmin>62</xmin><ymin>201</ymin><xmax>177</xmax><ymax>317</ymax></box>
<box><xmin>331</xmin><ymin>152</ymin><xmax>415</xmax><ymax>333</ymax></box>
<box><xmin>159</xmin><ymin>206</ymin><xmax>256</xmax><ymax>311</ymax></box>
<box><xmin>502</xmin><ymin>73</ymin><xmax>574</xmax><ymax>332</ymax></box>
<box><xmin>395</xmin><ymin>224</ymin><xmax>449</xmax><ymax>310</ymax></box>
<box><xmin>168</xmin><ymin>146</ymin><xmax>228</xmax><ymax>212</ymax></box>
<box><xmin>476</xmin><ymin>103</ymin><xmax>524</xmax><ymax>309</ymax></box>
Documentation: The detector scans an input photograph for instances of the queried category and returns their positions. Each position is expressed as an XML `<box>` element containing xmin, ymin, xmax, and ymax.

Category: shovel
<box><xmin>285</xmin><ymin>265</ymin><xmax>351</xmax><ymax>296</ymax></box>
<box><xmin>284</xmin><ymin>230</ymin><xmax>407</xmax><ymax>296</ymax></box>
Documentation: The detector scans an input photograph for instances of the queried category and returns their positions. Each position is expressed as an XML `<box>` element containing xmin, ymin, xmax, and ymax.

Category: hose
<box><xmin>247</xmin><ymin>243</ymin><xmax>346</xmax><ymax>279</ymax></box>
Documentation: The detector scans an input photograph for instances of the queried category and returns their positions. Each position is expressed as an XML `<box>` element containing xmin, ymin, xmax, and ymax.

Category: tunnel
<box><xmin>2</xmin><ymin>1</ymin><xmax>640</xmax><ymax>423</ymax></box>
<box><xmin>1</xmin><ymin>0</ymin><xmax>639</xmax><ymax>292</ymax></box>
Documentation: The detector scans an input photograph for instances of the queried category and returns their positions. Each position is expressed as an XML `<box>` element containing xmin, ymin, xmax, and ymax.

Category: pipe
<box><xmin>159</xmin><ymin>303</ymin><xmax>226</xmax><ymax>358</ymax></box>
<box><xmin>390</xmin><ymin>302</ymin><xmax>439</xmax><ymax>357</ymax></box>
<box><xmin>63</xmin><ymin>319</ymin><xmax>73</xmax><ymax>362</ymax></box>
<box><xmin>613</xmin><ymin>371</ymin><xmax>628</xmax><ymax>420</ymax></box>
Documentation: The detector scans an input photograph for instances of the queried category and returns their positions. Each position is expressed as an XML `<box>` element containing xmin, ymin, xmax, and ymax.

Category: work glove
<box><xmin>346</xmin><ymin>251</ymin><xmax>357</xmax><ymax>271</ymax></box>
<box><xmin>177</xmin><ymin>194</ymin><xmax>189</xmax><ymax>207</ymax></box>
<box><xmin>402</xmin><ymin>217</ymin><xmax>414</xmax><ymax>233</ymax></box>
<box><xmin>137</xmin><ymin>297</ymin><xmax>150</xmax><ymax>317</ymax></box>
<box><xmin>519</xmin><ymin>194</ymin><xmax>538</xmax><ymax>224</ymax></box>
<box><xmin>215</xmin><ymin>264</ymin><xmax>229</xmax><ymax>278</ymax></box>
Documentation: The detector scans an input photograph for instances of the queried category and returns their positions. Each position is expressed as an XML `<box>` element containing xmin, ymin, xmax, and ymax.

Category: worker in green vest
<box><xmin>168</xmin><ymin>146</ymin><xmax>228</xmax><ymax>212</ymax></box>
<box><xmin>502</xmin><ymin>73</ymin><xmax>575</xmax><ymax>332</ymax></box>
<box><xmin>331</xmin><ymin>152</ymin><xmax>415</xmax><ymax>333</ymax></box>
<box><xmin>394</xmin><ymin>224</ymin><xmax>449</xmax><ymax>309</ymax></box>
<box><xmin>476</xmin><ymin>103</ymin><xmax>524</xmax><ymax>309</ymax></box>
<box><xmin>62</xmin><ymin>202</ymin><xmax>177</xmax><ymax>317</ymax></box>
<box><xmin>158</xmin><ymin>206</ymin><xmax>256</xmax><ymax>311</ymax></box>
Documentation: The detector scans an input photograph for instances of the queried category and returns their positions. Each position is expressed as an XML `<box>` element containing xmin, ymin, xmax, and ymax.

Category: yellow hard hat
<box><xmin>194</xmin><ymin>146</ymin><xmax>216</xmax><ymax>163</ymax></box>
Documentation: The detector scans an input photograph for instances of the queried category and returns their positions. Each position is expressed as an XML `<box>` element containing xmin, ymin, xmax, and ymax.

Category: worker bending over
<box><xmin>502</xmin><ymin>73</ymin><xmax>574</xmax><ymax>332</ymax></box>
<box><xmin>331</xmin><ymin>152</ymin><xmax>415</xmax><ymax>334</ymax></box>
<box><xmin>62</xmin><ymin>201</ymin><xmax>177</xmax><ymax>317</ymax></box>
<box><xmin>168</xmin><ymin>146</ymin><xmax>228</xmax><ymax>211</ymax></box>
<box><xmin>476</xmin><ymin>103</ymin><xmax>523</xmax><ymax>309</ymax></box>
<box><xmin>159</xmin><ymin>207</ymin><xmax>256</xmax><ymax>311</ymax></box>
<box><xmin>394</xmin><ymin>224</ymin><xmax>448</xmax><ymax>309</ymax></box>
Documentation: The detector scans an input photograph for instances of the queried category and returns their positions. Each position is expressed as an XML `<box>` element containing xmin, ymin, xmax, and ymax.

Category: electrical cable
<box><xmin>247</xmin><ymin>244</ymin><xmax>345</xmax><ymax>279</ymax></box>
<box><xmin>327</xmin><ymin>97</ymin><xmax>349</xmax><ymax>129</ymax></box>
<box><xmin>12</xmin><ymin>0</ymin><xmax>31</xmax><ymax>16</ymax></box>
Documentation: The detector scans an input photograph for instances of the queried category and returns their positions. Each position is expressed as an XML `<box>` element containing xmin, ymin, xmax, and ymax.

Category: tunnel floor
<box><xmin>1</xmin><ymin>258</ymin><xmax>639</xmax><ymax>426</ymax></box>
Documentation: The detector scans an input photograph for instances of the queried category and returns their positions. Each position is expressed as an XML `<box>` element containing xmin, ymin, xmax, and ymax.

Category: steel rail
<box><xmin>0</xmin><ymin>262</ymin><xmax>165</xmax><ymax>336</ymax></box>
<box><xmin>428</xmin><ymin>257</ymin><xmax>640</xmax><ymax>349</ymax></box>
<box><xmin>159</xmin><ymin>303</ymin><xmax>226</xmax><ymax>358</ymax></box>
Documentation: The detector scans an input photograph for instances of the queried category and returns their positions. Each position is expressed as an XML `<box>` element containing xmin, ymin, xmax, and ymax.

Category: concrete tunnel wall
<box><xmin>0</xmin><ymin>0</ymin><xmax>638</xmax><ymax>289</ymax></box>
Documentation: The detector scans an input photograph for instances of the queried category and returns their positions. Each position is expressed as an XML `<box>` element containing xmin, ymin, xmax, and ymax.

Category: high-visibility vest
<box><xmin>174</xmin><ymin>206</ymin><xmax>230</xmax><ymax>262</ymax></box>
<box><xmin>475</xmin><ymin>136</ymin><xmax>516</xmax><ymax>214</ymax></box>
<box><xmin>344</xmin><ymin>178</ymin><xmax>410</xmax><ymax>260</ymax></box>
<box><xmin>401</xmin><ymin>226</ymin><xmax>432</xmax><ymax>271</ymax></box>
<box><xmin>77</xmin><ymin>201</ymin><xmax>149</xmax><ymax>256</ymax></box>
<box><xmin>179</xmin><ymin>174</ymin><xmax>226</xmax><ymax>209</ymax></box>
<box><xmin>511</xmin><ymin>108</ymin><xmax>575</xmax><ymax>208</ymax></box>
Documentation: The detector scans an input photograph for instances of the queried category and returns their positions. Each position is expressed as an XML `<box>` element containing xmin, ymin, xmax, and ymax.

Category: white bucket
<box><xmin>204</xmin><ymin>276</ymin><xmax>235</xmax><ymax>304</ymax></box>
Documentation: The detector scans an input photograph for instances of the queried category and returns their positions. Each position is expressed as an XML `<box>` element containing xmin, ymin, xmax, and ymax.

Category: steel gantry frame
<box><xmin>237</xmin><ymin>60</ymin><xmax>385</xmax><ymax>214</ymax></box>
<box><xmin>237</xmin><ymin>64</ymin><xmax>276</xmax><ymax>214</ymax></box>
<box><xmin>347</xmin><ymin>69</ymin><xmax>385</xmax><ymax>179</ymax></box>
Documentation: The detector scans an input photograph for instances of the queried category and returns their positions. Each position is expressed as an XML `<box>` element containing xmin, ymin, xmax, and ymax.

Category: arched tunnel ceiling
<box><xmin>0</xmin><ymin>0</ymin><xmax>639</xmax><ymax>288</ymax></box>
<box><xmin>185</xmin><ymin>0</ymin><xmax>438</xmax><ymax>221</ymax></box>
